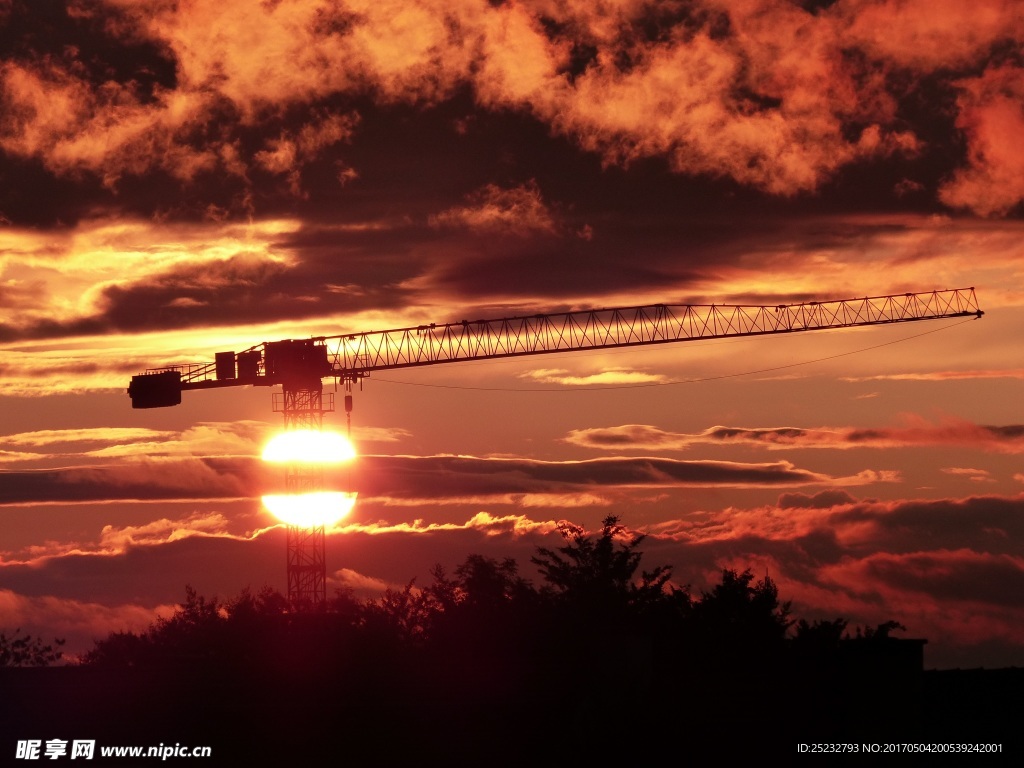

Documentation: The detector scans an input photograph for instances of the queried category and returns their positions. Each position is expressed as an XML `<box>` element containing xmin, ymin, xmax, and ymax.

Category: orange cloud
<box><xmin>352</xmin><ymin>453</ymin><xmax>891</xmax><ymax>497</ymax></box>
<box><xmin>520</xmin><ymin>368</ymin><xmax>667</xmax><ymax>386</ymax></box>
<box><xmin>98</xmin><ymin>511</ymin><xmax>235</xmax><ymax>550</ymax></box>
<box><xmin>838</xmin><ymin>0</ymin><xmax>1024</xmax><ymax>70</ymax></box>
<box><xmin>844</xmin><ymin>369</ymin><xmax>1024</xmax><ymax>382</ymax></box>
<box><xmin>337</xmin><ymin>510</ymin><xmax>562</xmax><ymax>538</ymax></box>
<box><xmin>819</xmin><ymin>547</ymin><xmax>1024</xmax><ymax>614</ymax></box>
<box><xmin>0</xmin><ymin>216</ymin><xmax>299</xmax><ymax>337</ymax></box>
<box><xmin>429</xmin><ymin>181</ymin><xmax>558</xmax><ymax>235</ymax></box>
<box><xmin>939</xmin><ymin>65</ymin><xmax>1024</xmax><ymax>216</ymax></box>
<box><xmin>0</xmin><ymin>450</ymin><xmax>39</xmax><ymax>464</ymax></box>
<box><xmin>0</xmin><ymin>427</ymin><xmax>173</xmax><ymax>448</ymax></box>
<box><xmin>644</xmin><ymin>496</ymin><xmax>1024</xmax><ymax>660</ymax></box>
<box><xmin>254</xmin><ymin>110</ymin><xmax>358</xmax><ymax>196</ymax></box>
<box><xmin>0</xmin><ymin>0</ymin><xmax>964</xmax><ymax>200</ymax></box>
<box><xmin>664</xmin><ymin>492</ymin><xmax>1024</xmax><ymax>555</ymax></box>
<box><xmin>350</xmin><ymin>426</ymin><xmax>413</xmax><ymax>444</ymax></box>
<box><xmin>0</xmin><ymin>59</ymin><xmax>218</xmax><ymax>187</ymax></box>
<box><xmin>0</xmin><ymin>424</ymin><xmax>267</xmax><ymax>468</ymax></box>
<box><xmin>941</xmin><ymin>467</ymin><xmax>996</xmax><ymax>483</ymax></box>
<box><xmin>3</xmin><ymin>493</ymin><xmax>1024</xmax><ymax>665</ymax></box>
<box><xmin>3</xmin><ymin>510</ymin><xmax>243</xmax><ymax>563</ymax></box>
<box><xmin>84</xmin><ymin>422</ymin><xmax>267</xmax><ymax>459</ymax></box>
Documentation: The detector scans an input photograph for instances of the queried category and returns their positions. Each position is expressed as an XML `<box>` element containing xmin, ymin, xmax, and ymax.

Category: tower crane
<box><xmin>127</xmin><ymin>288</ymin><xmax>983</xmax><ymax>606</ymax></box>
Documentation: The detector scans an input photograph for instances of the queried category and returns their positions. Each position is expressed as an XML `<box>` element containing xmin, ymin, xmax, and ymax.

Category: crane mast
<box><xmin>126</xmin><ymin>287</ymin><xmax>983</xmax><ymax>608</ymax></box>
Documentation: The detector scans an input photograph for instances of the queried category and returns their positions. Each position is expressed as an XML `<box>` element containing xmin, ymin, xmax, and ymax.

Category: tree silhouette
<box><xmin>0</xmin><ymin>629</ymin><xmax>64</xmax><ymax>667</ymax></box>
<box><xmin>452</xmin><ymin>554</ymin><xmax>532</xmax><ymax>610</ymax></box>
<box><xmin>531</xmin><ymin>515</ymin><xmax>677</xmax><ymax>622</ymax></box>
<box><xmin>420</xmin><ymin>555</ymin><xmax>537</xmax><ymax>635</ymax></box>
<box><xmin>692</xmin><ymin>568</ymin><xmax>792</xmax><ymax>646</ymax></box>
<box><xmin>83</xmin><ymin>584</ymin><xmax>308</xmax><ymax>670</ymax></box>
<box><xmin>361</xmin><ymin>578</ymin><xmax>433</xmax><ymax>646</ymax></box>
<box><xmin>793</xmin><ymin>617</ymin><xmax>850</xmax><ymax>649</ymax></box>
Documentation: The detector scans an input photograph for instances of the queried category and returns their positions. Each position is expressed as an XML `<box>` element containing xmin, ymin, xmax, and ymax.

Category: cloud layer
<box><xmin>565</xmin><ymin>418</ymin><xmax>1024</xmax><ymax>453</ymax></box>
<box><xmin>2</xmin><ymin>0</ymin><xmax>1023</xmax><ymax>215</ymax></box>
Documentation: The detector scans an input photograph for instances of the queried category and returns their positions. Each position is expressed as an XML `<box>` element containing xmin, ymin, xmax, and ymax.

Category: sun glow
<box><xmin>260</xmin><ymin>429</ymin><xmax>358</xmax><ymax>526</ymax></box>
<box><xmin>261</xmin><ymin>491</ymin><xmax>358</xmax><ymax>527</ymax></box>
<box><xmin>261</xmin><ymin>429</ymin><xmax>357</xmax><ymax>463</ymax></box>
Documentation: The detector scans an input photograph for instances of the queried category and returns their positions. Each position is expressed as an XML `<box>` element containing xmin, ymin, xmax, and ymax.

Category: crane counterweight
<box><xmin>127</xmin><ymin>370</ymin><xmax>182</xmax><ymax>409</ymax></box>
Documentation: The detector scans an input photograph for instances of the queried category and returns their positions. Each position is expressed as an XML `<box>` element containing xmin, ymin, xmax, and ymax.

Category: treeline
<box><xmin>82</xmin><ymin>516</ymin><xmax>902</xmax><ymax>674</ymax></box>
<box><xmin>2</xmin><ymin>517</ymin><xmax>929</xmax><ymax>763</ymax></box>
<box><xmin>77</xmin><ymin>519</ymin><xmax>922</xmax><ymax>752</ymax></box>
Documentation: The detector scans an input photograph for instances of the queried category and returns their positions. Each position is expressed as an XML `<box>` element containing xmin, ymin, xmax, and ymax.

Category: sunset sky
<box><xmin>2</xmin><ymin>0</ymin><xmax>1023</xmax><ymax>669</ymax></box>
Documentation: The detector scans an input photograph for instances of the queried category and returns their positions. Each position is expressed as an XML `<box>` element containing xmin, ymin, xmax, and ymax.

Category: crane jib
<box><xmin>127</xmin><ymin>288</ymin><xmax>983</xmax><ymax>408</ymax></box>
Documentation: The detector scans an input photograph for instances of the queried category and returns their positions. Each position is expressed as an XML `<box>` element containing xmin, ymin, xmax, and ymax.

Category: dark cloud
<box><xmin>94</xmin><ymin>249</ymin><xmax>415</xmax><ymax>334</ymax></box>
<box><xmin>831</xmin><ymin>495</ymin><xmax>1024</xmax><ymax>556</ymax></box>
<box><xmin>357</xmin><ymin>454</ymin><xmax>843</xmax><ymax>497</ymax></box>
<box><xmin>778</xmin><ymin>489</ymin><xmax>859</xmax><ymax>509</ymax></box>
<box><xmin>0</xmin><ymin>458</ymin><xmax>259</xmax><ymax>505</ymax></box>
<box><xmin>861</xmin><ymin>550</ymin><xmax>1024</xmax><ymax>608</ymax></box>
<box><xmin>566</xmin><ymin>420</ymin><xmax>1024</xmax><ymax>453</ymax></box>
<box><xmin>0</xmin><ymin>452</ymin><xmax>872</xmax><ymax>507</ymax></box>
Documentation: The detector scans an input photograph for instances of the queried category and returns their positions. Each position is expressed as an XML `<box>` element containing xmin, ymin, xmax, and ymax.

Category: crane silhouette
<box><xmin>128</xmin><ymin>288</ymin><xmax>983</xmax><ymax>606</ymax></box>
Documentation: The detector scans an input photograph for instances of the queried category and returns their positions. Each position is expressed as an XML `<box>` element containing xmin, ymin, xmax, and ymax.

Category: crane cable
<box><xmin>369</xmin><ymin>316</ymin><xmax>980</xmax><ymax>393</ymax></box>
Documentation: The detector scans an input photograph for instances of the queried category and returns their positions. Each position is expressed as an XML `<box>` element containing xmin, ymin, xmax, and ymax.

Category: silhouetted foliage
<box><xmin>420</xmin><ymin>555</ymin><xmax>537</xmax><ymax>634</ymax></box>
<box><xmin>83</xmin><ymin>584</ymin><xmax>326</xmax><ymax>670</ymax></box>
<box><xmin>856</xmin><ymin>619</ymin><xmax>907</xmax><ymax>639</ymax></box>
<box><xmin>793</xmin><ymin>617</ymin><xmax>850</xmax><ymax>648</ymax></box>
<box><xmin>361</xmin><ymin>578</ymin><xmax>432</xmax><ymax>644</ymax></box>
<box><xmin>79</xmin><ymin>630</ymin><xmax>149</xmax><ymax>668</ymax></box>
<box><xmin>531</xmin><ymin>515</ymin><xmax>678</xmax><ymax>623</ymax></box>
<box><xmin>72</xmin><ymin>518</ymin><xmax>939</xmax><ymax>762</ymax></box>
<box><xmin>454</xmin><ymin>554</ymin><xmax>532</xmax><ymax>609</ymax></box>
<box><xmin>0</xmin><ymin>629</ymin><xmax>64</xmax><ymax>667</ymax></box>
<box><xmin>691</xmin><ymin>568</ymin><xmax>792</xmax><ymax>648</ymax></box>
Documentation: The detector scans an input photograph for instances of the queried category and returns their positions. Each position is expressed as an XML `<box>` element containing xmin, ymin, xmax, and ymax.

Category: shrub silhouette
<box><xmin>0</xmin><ymin>629</ymin><xmax>64</xmax><ymax>667</ymax></box>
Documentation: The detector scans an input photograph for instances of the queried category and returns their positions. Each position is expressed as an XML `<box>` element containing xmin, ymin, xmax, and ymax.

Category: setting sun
<box><xmin>261</xmin><ymin>491</ymin><xmax>358</xmax><ymax>527</ymax></box>
<box><xmin>260</xmin><ymin>429</ymin><xmax>358</xmax><ymax>526</ymax></box>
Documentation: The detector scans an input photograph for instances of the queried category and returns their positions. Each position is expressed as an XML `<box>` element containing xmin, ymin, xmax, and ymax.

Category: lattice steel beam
<box><xmin>128</xmin><ymin>288</ymin><xmax>982</xmax><ymax>405</ymax></box>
